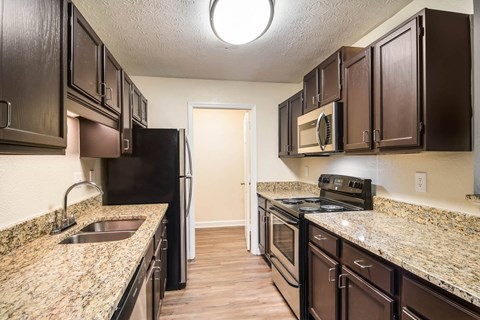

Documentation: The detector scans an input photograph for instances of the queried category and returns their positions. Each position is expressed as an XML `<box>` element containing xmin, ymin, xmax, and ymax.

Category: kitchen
<box><xmin>0</xmin><ymin>0</ymin><xmax>479</xmax><ymax>319</ymax></box>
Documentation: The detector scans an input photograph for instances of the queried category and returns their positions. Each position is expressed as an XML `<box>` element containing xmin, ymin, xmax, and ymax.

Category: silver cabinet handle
<box><xmin>373</xmin><ymin>129</ymin><xmax>381</xmax><ymax>143</ymax></box>
<box><xmin>105</xmin><ymin>87</ymin><xmax>113</xmax><ymax>100</ymax></box>
<box><xmin>312</xmin><ymin>96</ymin><xmax>315</xmax><ymax>105</ymax></box>
<box><xmin>338</xmin><ymin>274</ymin><xmax>347</xmax><ymax>289</ymax></box>
<box><xmin>98</xmin><ymin>82</ymin><xmax>106</xmax><ymax>97</ymax></box>
<box><xmin>162</xmin><ymin>239</ymin><xmax>168</xmax><ymax>250</ymax></box>
<box><xmin>328</xmin><ymin>267</ymin><xmax>336</xmax><ymax>282</ymax></box>
<box><xmin>362</xmin><ymin>130</ymin><xmax>370</xmax><ymax>144</ymax></box>
<box><xmin>0</xmin><ymin>100</ymin><xmax>12</xmax><ymax>129</ymax></box>
<box><xmin>123</xmin><ymin>139</ymin><xmax>130</xmax><ymax>151</ymax></box>
<box><xmin>313</xmin><ymin>235</ymin><xmax>327</xmax><ymax>241</ymax></box>
<box><xmin>353</xmin><ymin>259</ymin><xmax>373</xmax><ymax>269</ymax></box>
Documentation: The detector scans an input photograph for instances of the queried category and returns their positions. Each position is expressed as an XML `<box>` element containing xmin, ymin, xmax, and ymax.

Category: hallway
<box><xmin>160</xmin><ymin>227</ymin><xmax>296</xmax><ymax>319</ymax></box>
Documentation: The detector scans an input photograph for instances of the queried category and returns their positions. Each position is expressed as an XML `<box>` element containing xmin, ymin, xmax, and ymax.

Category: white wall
<box><xmin>0</xmin><ymin>117</ymin><xmax>103</xmax><ymax>229</ymax></box>
<box><xmin>292</xmin><ymin>0</ymin><xmax>479</xmax><ymax>216</ymax></box>
<box><xmin>193</xmin><ymin>109</ymin><xmax>246</xmax><ymax>224</ymax></box>
<box><xmin>131</xmin><ymin>76</ymin><xmax>302</xmax><ymax>182</ymax></box>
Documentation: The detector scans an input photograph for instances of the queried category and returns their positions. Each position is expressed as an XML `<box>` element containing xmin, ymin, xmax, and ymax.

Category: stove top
<box><xmin>273</xmin><ymin>197</ymin><xmax>361</xmax><ymax>218</ymax></box>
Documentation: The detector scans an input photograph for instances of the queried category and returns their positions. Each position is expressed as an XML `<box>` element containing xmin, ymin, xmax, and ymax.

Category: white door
<box><xmin>243</xmin><ymin>112</ymin><xmax>252</xmax><ymax>251</ymax></box>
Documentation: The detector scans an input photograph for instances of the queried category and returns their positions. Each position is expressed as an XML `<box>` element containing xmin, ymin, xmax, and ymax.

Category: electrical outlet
<box><xmin>73</xmin><ymin>172</ymin><xmax>83</xmax><ymax>188</ymax></box>
<box><xmin>89</xmin><ymin>169</ymin><xmax>95</xmax><ymax>182</ymax></box>
<box><xmin>415</xmin><ymin>172</ymin><xmax>427</xmax><ymax>193</ymax></box>
<box><xmin>304</xmin><ymin>166</ymin><xmax>309</xmax><ymax>177</ymax></box>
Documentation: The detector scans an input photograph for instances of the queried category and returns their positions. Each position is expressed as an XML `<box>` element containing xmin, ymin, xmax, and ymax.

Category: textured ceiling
<box><xmin>72</xmin><ymin>0</ymin><xmax>412</xmax><ymax>83</ymax></box>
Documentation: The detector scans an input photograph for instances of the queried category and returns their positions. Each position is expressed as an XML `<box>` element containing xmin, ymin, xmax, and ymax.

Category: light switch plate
<box><xmin>415</xmin><ymin>172</ymin><xmax>427</xmax><ymax>193</ymax></box>
<box><xmin>74</xmin><ymin>172</ymin><xmax>83</xmax><ymax>188</ymax></box>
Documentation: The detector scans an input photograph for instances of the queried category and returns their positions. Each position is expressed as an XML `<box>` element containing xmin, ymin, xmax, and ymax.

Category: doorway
<box><xmin>187</xmin><ymin>103</ymin><xmax>258</xmax><ymax>260</ymax></box>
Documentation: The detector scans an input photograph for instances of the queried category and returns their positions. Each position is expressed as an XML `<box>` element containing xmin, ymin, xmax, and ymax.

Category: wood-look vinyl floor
<box><xmin>160</xmin><ymin>227</ymin><xmax>296</xmax><ymax>319</ymax></box>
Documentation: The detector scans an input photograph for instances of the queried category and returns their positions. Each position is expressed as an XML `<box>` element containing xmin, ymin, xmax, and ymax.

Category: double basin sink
<box><xmin>60</xmin><ymin>219</ymin><xmax>145</xmax><ymax>244</ymax></box>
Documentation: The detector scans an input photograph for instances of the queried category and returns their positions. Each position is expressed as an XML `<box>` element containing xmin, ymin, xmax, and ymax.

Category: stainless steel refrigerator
<box><xmin>103</xmin><ymin>128</ymin><xmax>192</xmax><ymax>290</ymax></box>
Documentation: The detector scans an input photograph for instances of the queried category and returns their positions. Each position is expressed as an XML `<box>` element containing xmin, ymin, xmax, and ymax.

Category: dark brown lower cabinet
<box><xmin>402</xmin><ymin>276</ymin><xmax>480</xmax><ymax>320</ymax></box>
<box><xmin>308</xmin><ymin>243</ymin><xmax>339</xmax><ymax>320</ymax></box>
<box><xmin>340</xmin><ymin>267</ymin><xmax>394</xmax><ymax>320</ymax></box>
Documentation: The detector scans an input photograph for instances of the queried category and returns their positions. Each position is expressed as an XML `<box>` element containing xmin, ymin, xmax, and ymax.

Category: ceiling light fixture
<box><xmin>210</xmin><ymin>0</ymin><xmax>274</xmax><ymax>45</ymax></box>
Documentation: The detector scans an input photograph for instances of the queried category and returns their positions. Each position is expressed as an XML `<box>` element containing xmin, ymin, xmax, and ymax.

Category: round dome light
<box><xmin>210</xmin><ymin>0</ymin><xmax>274</xmax><ymax>45</ymax></box>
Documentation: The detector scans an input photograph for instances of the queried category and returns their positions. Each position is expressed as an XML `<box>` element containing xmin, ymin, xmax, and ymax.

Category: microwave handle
<box><xmin>316</xmin><ymin>111</ymin><xmax>327</xmax><ymax>151</ymax></box>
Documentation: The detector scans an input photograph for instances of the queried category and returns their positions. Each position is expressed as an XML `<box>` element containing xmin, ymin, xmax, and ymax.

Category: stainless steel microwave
<box><xmin>297</xmin><ymin>102</ymin><xmax>343</xmax><ymax>154</ymax></box>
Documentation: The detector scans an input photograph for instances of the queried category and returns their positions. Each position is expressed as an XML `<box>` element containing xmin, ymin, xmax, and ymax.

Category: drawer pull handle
<box><xmin>354</xmin><ymin>259</ymin><xmax>373</xmax><ymax>269</ymax></box>
<box><xmin>338</xmin><ymin>274</ymin><xmax>347</xmax><ymax>289</ymax></box>
<box><xmin>328</xmin><ymin>267</ymin><xmax>336</xmax><ymax>282</ymax></box>
<box><xmin>313</xmin><ymin>235</ymin><xmax>327</xmax><ymax>241</ymax></box>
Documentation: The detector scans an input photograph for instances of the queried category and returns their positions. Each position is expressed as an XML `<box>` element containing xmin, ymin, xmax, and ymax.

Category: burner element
<box><xmin>281</xmin><ymin>199</ymin><xmax>304</xmax><ymax>205</ymax></box>
<box><xmin>321</xmin><ymin>204</ymin><xmax>345</xmax><ymax>211</ymax></box>
<box><xmin>299</xmin><ymin>207</ymin><xmax>321</xmax><ymax>212</ymax></box>
<box><xmin>305</xmin><ymin>198</ymin><xmax>321</xmax><ymax>203</ymax></box>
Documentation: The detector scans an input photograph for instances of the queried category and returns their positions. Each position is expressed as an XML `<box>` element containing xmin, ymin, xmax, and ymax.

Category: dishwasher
<box><xmin>111</xmin><ymin>258</ymin><xmax>152</xmax><ymax>320</ymax></box>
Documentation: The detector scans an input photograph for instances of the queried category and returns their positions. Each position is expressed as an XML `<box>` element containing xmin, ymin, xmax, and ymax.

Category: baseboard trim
<box><xmin>195</xmin><ymin>220</ymin><xmax>245</xmax><ymax>229</ymax></box>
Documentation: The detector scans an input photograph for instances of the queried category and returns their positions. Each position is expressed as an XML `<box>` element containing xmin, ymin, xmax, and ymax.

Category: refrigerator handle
<box><xmin>185</xmin><ymin>136</ymin><xmax>193</xmax><ymax>217</ymax></box>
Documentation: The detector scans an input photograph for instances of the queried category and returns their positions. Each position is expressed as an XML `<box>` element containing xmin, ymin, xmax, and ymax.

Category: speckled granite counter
<box><xmin>257</xmin><ymin>181</ymin><xmax>318</xmax><ymax>200</ymax></box>
<box><xmin>0</xmin><ymin>203</ymin><xmax>168</xmax><ymax>320</ymax></box>
<box><xmin>305</xmin><ymin>210</ymin><xmax>480</xmax><ymax>307</ymax></box>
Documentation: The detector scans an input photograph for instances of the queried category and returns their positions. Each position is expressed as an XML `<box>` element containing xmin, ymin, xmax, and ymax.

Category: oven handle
<box><xmin>270</xmin><ymin>255</ymin><xmax>300</xmax><ymax>289</ymax></box>
<box><xmin>268</xmin><ymin>207</ymin><xmax>298</xmax><ymax>226</ymax></box>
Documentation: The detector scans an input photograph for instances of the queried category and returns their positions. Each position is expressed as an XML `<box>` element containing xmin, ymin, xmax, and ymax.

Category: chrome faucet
<box><xmin>51</xmin><ymin>181</ymin><xmax>103</xmax><ymax>234</ymax></box>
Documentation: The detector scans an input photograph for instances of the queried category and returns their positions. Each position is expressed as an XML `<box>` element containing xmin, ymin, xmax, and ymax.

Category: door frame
<box><xmin>187</xmin><ymin>102</ymin><xmax>259</xmax><ymax>258</ymax></box>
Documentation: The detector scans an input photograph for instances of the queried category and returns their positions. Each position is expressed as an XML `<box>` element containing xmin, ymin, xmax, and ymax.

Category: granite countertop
<box><xmin>305</xmin><ymin>211</ymin><xmax>480</xmax><ymax>307</ymax></box>
<box><xmin>0</xmin><ymin>203</ymin><xmax>168</xmax><ymax>320</ymax></box>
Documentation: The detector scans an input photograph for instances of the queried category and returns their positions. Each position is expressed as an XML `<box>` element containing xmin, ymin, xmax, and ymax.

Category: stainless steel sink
<box><xmin>59</xmin><ymin>231</ymin><xmax>136</xmax><ymax>244</ymax></box>
<box><xmin>79</xmin><ymin>219</ymin><xmax>145</xmax><ymax>233</ymax></box>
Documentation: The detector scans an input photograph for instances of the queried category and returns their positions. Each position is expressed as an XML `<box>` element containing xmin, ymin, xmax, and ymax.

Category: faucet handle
<box><xmin>69</xmin><ymin>211</ymin><xmax>76</xmax><ymax>224</ymax></box>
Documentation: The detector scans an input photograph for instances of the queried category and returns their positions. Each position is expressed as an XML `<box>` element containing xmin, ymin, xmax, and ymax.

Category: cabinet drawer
<box><xmin>402</xmin><ymin>276</ymin><xmax>480</xmax><ymax>320</ymax></box>
<box><xmin>258</xmin><ymin>196</ymin><xmax>267</xmax><ymax>209</ymax></box>
<box><xmin>342</xmin><ymin>242</ymin><xmax>395</xmax><ymax>295</ymax></box>
<box><xmin>309</xmin><ymin>224</ymin><xmax>339</xmax><ymax>258</ymax></box>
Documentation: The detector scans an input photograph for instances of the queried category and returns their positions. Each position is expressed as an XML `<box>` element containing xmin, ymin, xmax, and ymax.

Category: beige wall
<box><xmin>193</xmin><ymin>109</ymin><xmax>247</xmax><ymax>224</ymax></box>
<box><xmin>0</xmin><ymin>117</ymin><xmax>103</xmax><ymax>229</ymax></box>
<box><xmin>131</xmin><ymin>76</ymin><xmax>302</xmax><ymax>182</ymax></box>
<box><xmin>291</xmin><ymin>0</ymin><xmax>478</xmax><ymax>216</ymax></box>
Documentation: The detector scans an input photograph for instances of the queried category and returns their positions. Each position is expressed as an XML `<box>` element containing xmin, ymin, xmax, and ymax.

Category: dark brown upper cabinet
<box><xmin>303</xmin><ymin>47</ymin><xmax>362</xmax><ymax>115</ymax></box>
<box><xmin>141</xmin><ymin>96</ymin><xmax>148</xmax><ymax>127</ymax></box>
<box><xmin>373</xmin><ymin>9</ymin><xmax>471</xmax><ymax>152</ymax></box>
<box><xmin>132</xmin><ymin>85</ymin><xmax>142</xmax><ymax>124</ymax></box>
<box><xmin>343</xmin><ymin>48</ymin><xmax>373</xmax><ymax>152</ymax></box>
<box><xmin>0</xmin><ymin>0</ymin><xmax>67</xmax><ymax>154</ymax></box>
<box><xmin>68</xmin><ymin>3</ymin><xmax>125</xmax><ymax>129</ymax></box>
<box><xmin>121</xmin><ymin>72</ymin><xmax>133</xmax><ymax>154</ymax></box>
<box><xmin>278</xmin><ymin>91</ymin><xmax>303</xmax><ymax>157</ymax></box>
<box><xmin>103</xmin><ymin>46</ymin><xmax>122</xmax><ymax>115</ymax></box>
<box><xmin>303</xmin><ymin>69</ymin><xmax>319</xmax><ymax>114</ymax></box>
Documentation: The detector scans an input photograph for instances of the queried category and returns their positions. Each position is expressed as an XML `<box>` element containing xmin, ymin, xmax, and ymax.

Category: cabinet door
<box><xmin>341</xmin><ymin>267</ymin><xmax>394</xmax><ymax>320</ymax></box>
<box><xmin>373</xmin><ymin>18</ymin><xmax>420</xmax><ymax>149</ymax></box>
<box><xmin>132</xmin><ymin>85</ymin><xmax>142</xmax><ymax>123</ymax></box>
<box><xmin>402</xmin><ymin>276</ymin><xmax>480</xmax><ymax>320</ymax></box>
<box><xmin>70</xmin><ymin>4</ymin><xmax>103</xmax><ymax>104</ymax></box>
<box><xmin>319</xmin><ymin>52</ymin><xmax>342</xmax><ymax>106</ymax></box>
<box><xmin>303</xmin><ymin>68</ymin><xmax>319</xmax><ymax>114</ymax></box>
<box><xmin>141</xmin><ymin>96</ymin><xmax>148</xmax><ymax>127</ymax></box>
<box><xmin>288</xmin><ymin>92</ymin><xmax>303</xmax><ymax>156</ymax></box>
<box><xmin>308</xmin><ymin>243</ymin><xmax>339</xmax><ymax>320</ymax></box>
<box><xmin>103</xmin><ymin>46</ymin><xmax>122</xmax><ymax>114</ymax></box>
<box><xmin>121</xmin><ymin>72</ymin><xmax>133</xmax><ymax>154</ymax></box>
<box><xmin>0</xmin><ymin>0</ymin><xmax>67</xmax><ymax>151</ymax></box>
<box><xmin>344</xmin><ymin>49</ymin><xmax>373</xmax><ymax>152</ymax></box>
<box><xmin>258</xmin><ymin>208</ymin><xmax>266</xmax><ymax>255</ymax></box>
<box><xmin>278</xmin><ymin>101</ymin><xmax>289</xmax><ymax>157</ymax></box>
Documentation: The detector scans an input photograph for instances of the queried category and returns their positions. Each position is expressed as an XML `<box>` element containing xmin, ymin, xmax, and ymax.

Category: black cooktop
<box><xmin>272</xmin><ymin>197</ymin><xmax>362</xmax><ymax>218</ymax></box>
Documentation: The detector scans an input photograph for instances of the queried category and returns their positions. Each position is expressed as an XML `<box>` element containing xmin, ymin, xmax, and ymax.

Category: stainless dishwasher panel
<box><xmin>112</xmin><ymin>259</ymin><xmax>146</xmax><ymax>320</ymax></box>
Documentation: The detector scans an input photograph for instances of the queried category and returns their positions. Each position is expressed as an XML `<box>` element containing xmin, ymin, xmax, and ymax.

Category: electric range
<box><xmin>268</xmin><ymin>174</ymin><xmax>372</xmax><ymax>319</ymax></box>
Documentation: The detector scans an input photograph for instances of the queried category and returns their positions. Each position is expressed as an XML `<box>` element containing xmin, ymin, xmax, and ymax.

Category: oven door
<box><xmin>269</xmin><ymin>208</ymin><xmax>299</xmax><ymax>281</ymax></box>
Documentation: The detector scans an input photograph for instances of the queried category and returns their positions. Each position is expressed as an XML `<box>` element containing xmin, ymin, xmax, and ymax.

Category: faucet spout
<box><xmin>51</xmin><ymin>180</ymin><xmax>103</xmax><ymax>234</ymax></box>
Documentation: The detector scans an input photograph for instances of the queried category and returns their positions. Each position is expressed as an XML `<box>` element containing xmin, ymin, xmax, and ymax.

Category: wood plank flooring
<box><xmin>160</xmin><ymin>227</ymin><xmax>296</xmax><ymax>319</ymax></box>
